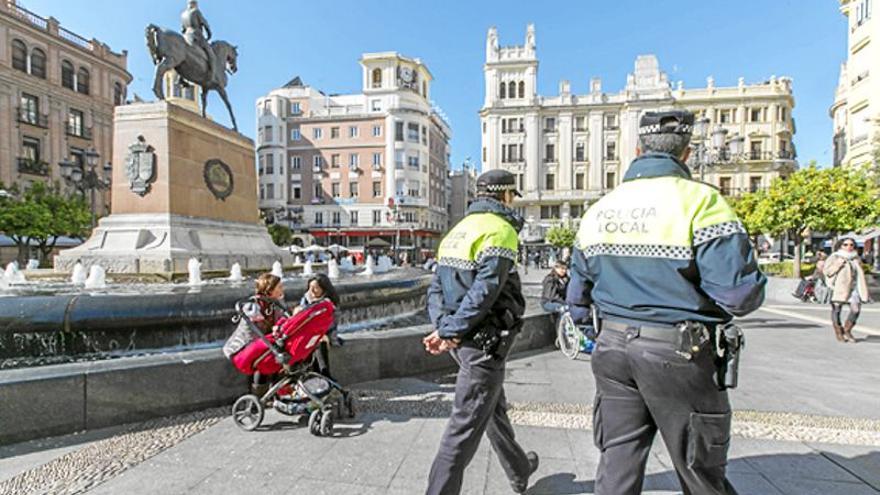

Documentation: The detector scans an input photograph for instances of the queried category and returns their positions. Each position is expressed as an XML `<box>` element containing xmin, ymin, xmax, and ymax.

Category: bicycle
<box><xmin>556</xmin><ymin>311</ymin><xmax>597</xmax><ymax>360</ymax></box>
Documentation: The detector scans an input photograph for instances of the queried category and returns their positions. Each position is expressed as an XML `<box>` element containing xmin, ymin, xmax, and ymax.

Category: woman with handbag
<box><xmin>823</xmin><ymin>238</ymin><xmax>870</xmax><ymax>343</ymax></box>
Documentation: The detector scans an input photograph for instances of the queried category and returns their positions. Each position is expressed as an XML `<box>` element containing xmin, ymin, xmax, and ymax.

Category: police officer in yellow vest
<box><xmin>566</xmin><ymin>111</ymin><xmax>765</xmax><ymax>495</ymax></box>
<box><xmin>423</xmin><ymin>169</ymin><xmax>539</xmax><ymax>495</ymax></box>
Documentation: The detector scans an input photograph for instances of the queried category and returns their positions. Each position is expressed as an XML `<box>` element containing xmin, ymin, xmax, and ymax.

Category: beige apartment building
<box><xmin>255</xmin><ymin>53</ymin><xmax>451</xmax><ymax>257</ymax></box>
<box><xmin>0</xmin><ymin>0</ymin><xmax>131</xmax><ymax>211</ymax></box>
<box><xmin>481</xmin><ymin>25</ymin><xmax>796</xmax><ymax>240</ymax></box>
<box><xmin>831</xmin><ymin>0</ymin><xmax>876</xmax><ymax>168</ymax></box>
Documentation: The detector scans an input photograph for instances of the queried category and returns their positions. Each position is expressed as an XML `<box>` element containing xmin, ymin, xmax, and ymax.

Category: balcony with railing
<box><xmin>17</xmin><ymin>108</ymin><xmax>48</xmax><ymax>128</ymax></box>
<box><xmin>66</xmin><ymin>123</ymin><xmax>93</xmax><ymax>140</ymax></box>
<box><xmin>17</xmin><ymin>157</ymin><xmax>49</xmax><ymax>176</ymax></box>
<box><xmin>8</xmin><ymin>2</ymin><xmax>93</xmax><ymax>52</ymax></box>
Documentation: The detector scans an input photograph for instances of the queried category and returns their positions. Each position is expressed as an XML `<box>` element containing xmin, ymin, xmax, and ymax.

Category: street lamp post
<box><xmin>59</xmin><ymin>147</ymin><xmax>112</xmax><ymax>228</ymax></box>
<box><xmin>689</xmin><ymin>118</ymin><xmax>745</xmax><ymax>184</ymax></box>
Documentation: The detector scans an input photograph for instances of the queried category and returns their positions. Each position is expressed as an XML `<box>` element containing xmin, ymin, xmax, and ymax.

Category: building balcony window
<box><xmin>66</xmin><ymin>123</ymin><xmax>93</xmax><ymax>139</ymax></box>
<box><xmin>776</xmin><ymin>150</ymin><xmax>795</xmax><ymax>160</ymax></box>
<box><xmin>851</xmin><ymin>134</ymin><xmax>870</xmax><ymax>146</ymax></box>
<box><xmin>17</xmin><ymin>157</ymin><xmax>49</xmax><ymax>176</ymax></box>
<box><xmin>604</xmin><ymin>155</ymin><xmax>618</xmax><ymax>162</ymax></box>
<box><xmin>17</xmin><ymin>107</ymin><xmax>48</xmax><ymax>128</ymax></box>
<box><xmin>747</xmin><ymin>151</ymin><xmax>775</xmax><ymax>161</ymax></box>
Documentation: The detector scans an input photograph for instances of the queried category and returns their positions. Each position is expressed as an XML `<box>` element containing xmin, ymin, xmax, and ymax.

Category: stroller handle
<box><xmin>234</xmin><ymin>297</ymin><xmax>288</xmax><ymax>362</ymax></box>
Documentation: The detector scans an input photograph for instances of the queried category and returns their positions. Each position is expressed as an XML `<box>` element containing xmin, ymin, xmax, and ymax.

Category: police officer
<box><xmin>423</xmin><ymin>169</ymin><xmax>539</xmax><ymax>495</ymax></box>
<box><xmin>566</xmin><ymin>110</ymin><xmax>765</xmax><ymax>495</ymax></box>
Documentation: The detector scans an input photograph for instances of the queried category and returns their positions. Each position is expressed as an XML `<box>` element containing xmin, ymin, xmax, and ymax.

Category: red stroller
<box><xmin>225</xmin><ymin>296</ymin><xmax>354</xmax><ymax>434</ymax></box>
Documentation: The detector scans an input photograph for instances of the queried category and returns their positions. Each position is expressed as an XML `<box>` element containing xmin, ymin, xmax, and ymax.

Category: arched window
<box><xmin>61</xmin><ymin>60</ymin><xmax>75</xmax><ymax>89</ymax></box>
<box><xmin>518</xmin><ymin>81</ymin><xmax>525</xmax><ymax>99</ymax></box>
<box><xmin>30</xmin><ymin>48</ymin><xmax>46</xmax><ymax>79</ymax></box>
<box><xmin>12</xmin><ymin>40</ymin><xmax>27</xmax><ymax>72</ymax></box>
<box><xmin>113</xmin><ymin>82</ymin><xmax>125</xmax><ymax>106</ymax></box>
<box><xmin>76</xmin><ymin>67</ymin><xmax>90</xmax><ymax>95</ymax></box>
<box><xmin>371</xmin><ymin>68</ymin><xmax>382</xmax><ymax>88</ymax></box>
<box><xmin>499</xmin><ymin>81</ymin><xmax>506</xmax><ymax>99</ymax></box>
<box><xmin>508</xmin><ymin>81</ymin><xmax>516</xmax><ymax>99</ymax></box>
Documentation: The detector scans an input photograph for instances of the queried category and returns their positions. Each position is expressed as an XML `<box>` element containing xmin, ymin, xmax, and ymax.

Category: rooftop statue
<box><xmin>146</xmin><ymin>0</ymin><xmax>240</xmax><ymax>131</ymax></box>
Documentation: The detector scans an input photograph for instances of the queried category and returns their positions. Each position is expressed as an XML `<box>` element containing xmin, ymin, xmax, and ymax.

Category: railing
<box><xmin>66</xmin><ymin>123</ymin><xmax>93</xmax><ymax>140</ymax></box>
<box><xmin>747</xmin><ymin>151</ymin><xmax>776</xmax><ymax>161</ymax></box>
<box><xmin>10</xmin><ymin>3</ymin><xmax>48</xmax><ymax>29</ymax></box>
<box><xmin>604</xmin><ymin>155</ymin><xmax>619</xmax><ymax>162</ymax></box>
<box><xmin>17</xmin><ymin>157</ymin><xmax>49</xmax><ymax>176</ymax></box>
<box><xmin>776</xmin><ymin>150</ymin><xmax>795</xmax><ymax>160</ymax></box>
<box><xmin>58</xmin><ymin>27</ymin><xmax>93</xmax><ymax>51</ymax></box>
<box><xmin>10</xmin><ymin>3</ymin><xmax>94</xmax><ymax>52</ymax></box>
<box><xmin>17</xmin><ymin>107</ymin><xmax>48</xmax><ymax>127</ymax></box>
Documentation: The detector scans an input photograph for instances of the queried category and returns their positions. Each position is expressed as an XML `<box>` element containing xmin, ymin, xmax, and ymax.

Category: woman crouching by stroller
<box><xmin>823</xmin><ymin>238</ymin><xmax>870</xmax><ymax>343</ymax></box>
<box><xmin>294</xmin><ymin>273</ymin><xmax>342</xmax><ymax>379</ymax></box>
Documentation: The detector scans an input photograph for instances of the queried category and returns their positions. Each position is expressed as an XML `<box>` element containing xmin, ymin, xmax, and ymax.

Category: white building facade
<box><xmin>481</xmin><ymin>25</ymin><xmax>796</xmax><ymax>241</ymax></box>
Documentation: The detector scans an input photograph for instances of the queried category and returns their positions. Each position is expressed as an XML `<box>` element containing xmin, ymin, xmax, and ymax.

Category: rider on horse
<box><xmin>181</xmin><ymin>0</ymin><xmax>214</xmax><ymax>83</ymax></box>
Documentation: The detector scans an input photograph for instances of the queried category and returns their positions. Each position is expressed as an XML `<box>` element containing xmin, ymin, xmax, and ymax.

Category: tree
<box><xmin>545</xmin><ymin>225</ymin><xmax>576</xmax><ymax>249</ymax></box>
<box><xmin>267</xmin><ymin>223</ymin><xmax>293</xmax><ymax>247</ymax></box>
<box><xmin>0</xmin><ymin>182</ymin><xmax>91</xmax><ymax>266</ymax></box>
<box><xmin>731</xmin><ymin>190</ymin><xmax>767</xmax><ymax>247</ymax></box>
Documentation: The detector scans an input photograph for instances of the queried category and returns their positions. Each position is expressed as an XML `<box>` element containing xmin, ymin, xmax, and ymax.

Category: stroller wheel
<box><xmin>232</xmin><ymin>394</ymin><xmax>264</xmax><ymax>431</ymax></box>
<box><xmin>344</xmin><ymin>393</ymin><xmax>356</xmax><ymax>419</ymax></box>
<box><xmin>308</xmin><ymin>409</ymin><xmax>323</xmax><ymax>436</ymax></box>
<box><xmin>320</xmin><ymin>408</ymin><xmax>335</xmax><ymax>437</ymax></box>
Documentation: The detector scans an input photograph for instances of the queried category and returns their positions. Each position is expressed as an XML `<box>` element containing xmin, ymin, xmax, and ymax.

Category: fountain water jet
<box><xmin>229</xmin><ymin>262</ymin><xmax>243</xmax><ymax>282</ymax></box>
<box><xmin>376</xmin><ymin>255</ymin><xmax>393</xmax><ymax>274</ymax></box>
<box><xmin>187</xmin><ymin>258</ymin><xmax>203</xmax><ymax>286</ymax></box>
<box><xmin>4</xmin><ymin>262</ymin><xmax>25</xmax><ymax>284</ymax></box>
<box><xmin>340</xmin><ymin>257</ymin><xmax>355</xmax><ymax>272</ymax></box>
<box><xmin>302</xmin><ymin>259</ymin><xmax>314</xmax><ymax>277</ymax></box>
<box><xmin>84</xmin><ymin>265</ymin><xmax>106</xmax><ymax>289</ymax></box>
<box><xmin>361</xmin><ymin>255</ymin><xmax>375</xmax><ymax>276</ymax></box>
<box><xmin>26</xmin><ymin>259</ymin><xmax>39</xmax><ymax>270</ymax></box>
<box><xmin>271</xmin><ymin>261</ymin><xmax>284</xmax><ymax>278</ymax></box>
<box><xmin>71</xmin><ymin>262</ymin><xmax>87</xmax><ymax>286</ymax></box>
<box><xmin>327</xmin><ymin>258</ymin><xmax>340</xmax><ymax>279</ymax></box>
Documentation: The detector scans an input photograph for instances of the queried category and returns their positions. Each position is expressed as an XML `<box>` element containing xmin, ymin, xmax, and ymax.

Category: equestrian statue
<box><xmin>145</xmin><ymin>0</ymin><xmax>240</xmax><ymax>131</ymax></box>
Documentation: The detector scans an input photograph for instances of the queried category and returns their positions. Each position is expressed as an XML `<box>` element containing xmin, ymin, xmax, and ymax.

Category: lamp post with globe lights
<box><xmin>688</xmin><ymin>117</ymin><xmax>746</xmax><ymax>183</ymax></box>
<box><xmin>59</xmin><ymin>147</ymin><xmax>112</xmax><ymax>228</ymax></box>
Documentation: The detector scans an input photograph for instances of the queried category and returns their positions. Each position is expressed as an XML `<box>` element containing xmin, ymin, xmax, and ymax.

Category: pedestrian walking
<box><xmin>823</xmin><ymin>237</ymin><xmax>869</xmax><ymax>343</ymax></box>
<box><xmin>423</xmin><ymin>169</ymin><xmax>539</xmax><ymax>495</ymax></box>
<box><xmin>567</xmin><ymin>110</ymin><xmax>766</xmax><ymax>495</ymax></box>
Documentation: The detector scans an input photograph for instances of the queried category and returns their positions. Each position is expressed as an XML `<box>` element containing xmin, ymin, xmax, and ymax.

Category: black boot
<box><xmin>511</xmin><ymin>451</ymin><xmax>539</xmax><ymax>494</ymax></box>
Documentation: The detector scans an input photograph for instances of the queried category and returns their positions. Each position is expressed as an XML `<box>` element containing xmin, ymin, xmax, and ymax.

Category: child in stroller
<box><xmin>223</xmin><ymin>273</ymin><xmax>354</xmax><ymax>434</ymax></box>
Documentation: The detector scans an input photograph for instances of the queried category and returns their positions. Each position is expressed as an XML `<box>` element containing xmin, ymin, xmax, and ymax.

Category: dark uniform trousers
<box><xmin>592</xmin><ymin>325</ymin><xmax>738</xmax><ymax>495</ymax></box>
<box><xmin>426</xmin><ymin>344</ymin><xmax>531</xmax><ymax>495</ymax></box>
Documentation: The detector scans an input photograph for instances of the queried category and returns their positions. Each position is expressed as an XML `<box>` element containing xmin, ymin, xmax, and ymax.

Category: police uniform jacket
<box><xmin>427</xmin><ymin>198</ymin><xmax>526</xmax><ymax>339</ymax></box>
<box><xmin>566</xmin><ymin>152</ymin><xmax>766</xmax><ymax>325</ymax></box>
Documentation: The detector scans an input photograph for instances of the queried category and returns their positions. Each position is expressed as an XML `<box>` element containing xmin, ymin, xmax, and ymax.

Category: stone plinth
<box><xmin>56</xmin><ymin>101</ymin><xmax>288</xmax><ymax>275</ymax></box>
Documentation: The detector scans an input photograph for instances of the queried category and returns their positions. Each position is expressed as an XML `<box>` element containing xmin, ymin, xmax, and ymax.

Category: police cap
<box><xmin>476</xmin><ymin>169</ymin><xmax>522</xmax><ymax>197</ymax></box>
<box><xmin>638</xmin><ymin>110</ymin><xmax>694</xmax><ymax>136</ymax></box>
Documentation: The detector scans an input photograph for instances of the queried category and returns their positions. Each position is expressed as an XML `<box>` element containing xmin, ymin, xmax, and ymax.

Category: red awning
<box><xmin>310</xmin><ymin>229</ymin><xmax>439</xmax><ymax>238</ymax></box>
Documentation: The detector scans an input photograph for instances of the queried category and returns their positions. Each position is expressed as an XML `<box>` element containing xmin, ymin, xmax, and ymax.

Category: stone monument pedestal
<box><xmin>56</xmin><ymin>101</ymin><xmax>288</xmax><ymax>276</ymax></box>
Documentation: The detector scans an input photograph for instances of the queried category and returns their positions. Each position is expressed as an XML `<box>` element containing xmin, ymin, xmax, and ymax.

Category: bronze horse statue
<box><xmin>145</xmin><ymin>24</ymin><xmax>239</xmax><ymax>131</ymax></box>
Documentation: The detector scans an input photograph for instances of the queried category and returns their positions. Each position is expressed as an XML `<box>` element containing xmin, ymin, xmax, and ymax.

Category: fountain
<box><xmin>187</xmin><ymin>258</ymin><xmax>203</xmax><ymax>286</ymax></box>
<box><xmin>294</xmin><ymin>255</ymin><xmax>303</xmax><ymax>265</ymax></box>
<box><xmin>71</xmin><ymin>262</ymin><xmax>87</xmax><ymax>286</ymax></box>
<box><xmin>271</xmin><ymin>261</ymin><xmax>284</xmax><ymax>278</ymax></box>
<box><xmin>0</xmin><ymin>273</ymin><xmax>6</xmax><ymax>290</ymax></box>
<box><xmin>4</xmin><ymin>262</ymin><xmax>25</xmax><ymax>284</ymax></box>
<box><xmin>376</xmin><ymin>255</ymin><xmax>393</xmax><ymax>274</ymax></box>
<box><xmin>84</xmin><ymin>265</ymin><xmax>106</xmax><ymax>289</ymax></box>
<box><xmin>361</xmin><ymin>255</ymin><xmax>375</xmax><ymax>276</ymax></box>
<box><xmin>340</xmin><ymin>257</ymin><xmax>356</xmax><ymax>272</ymax></box>
<box><xmin>229</xmin><ymin>262</ymin><xmax>243</xmax><ymax>283</ymax></box>
<box><xmin>302</xmin><ymin>259</ymin><xmax>314</xmax><ymax>277</ymax></box>
<box><xmin>25</xmin><ymin>259</ymin><xmax>39</xmax><ymax>270</ymax></box>
<box><xmin>327</xmin><ymin>258</ymin><xmax>341</xmax><ymax>279</ymax></box>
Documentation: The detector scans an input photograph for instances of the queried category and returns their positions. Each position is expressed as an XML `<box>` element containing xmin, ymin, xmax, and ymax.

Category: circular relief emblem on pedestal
<box><xmin>203</xmin><ymin>159</ymin><xmax>234</xmax><ymax>200</ymax></box>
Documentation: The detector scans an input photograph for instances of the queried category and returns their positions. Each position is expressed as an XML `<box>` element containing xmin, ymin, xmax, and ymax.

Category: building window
<box><xmin>315</xmin><ymin>212</ymin><xmax>323</xmax><ymax>224</ymax></box>
<box><xmin>407</xmin><ymin>123</ymin><xmax>419</xmax><ymax>142</ymax></box>
<box><xmin>749</xmin><ymin>140</ymin><xmax>763</xmax><ymax>159</ymax></box>
<box><xmin>68</xmin><ymin>109</ymin><xmax>84</xmax><ymax>137</ymax></box>
<box><xmin>76</xmin><ymin>67</ymin><xmax>90</xmax><ymax>95</ymax></box>
<box><xmin>604</xmin><ymin>171</ymin><xmax>616</xmax><ymax>189</ymax></box>
<box><xmin>545</xmin><ymin>143</ymin><xmax>555</xmax><ymax>162</ymax></box>
<box><xmin>12</xmin><ymin>40</ymin><xmax>27</xmax><ymax>72</ymax></box>
<box><xmin>718</xmin><ymin>109</ymin><xmax>732</xmax><ymax>124</ymax></box>
<box><xmin>313</xmin><ymin>127</ymin><xmax>323</xmax><ymax>139</ymax></box>
<box><xmin>259</xmin><ymin>185</ymin><xmax>264</xmax><ymax>200</ymax></box>
<box><xmin>395</xmin><ymin>121</ymin><xmax>404</xmax><ymax>141</ymax></box>
<box><xmin>482</xmin><ymin>147</ymin><xmax>486</xmax><ymax>162</ymax></box>
<box><xmin>373</xmin><ymin>181</ymin><xmax>382</xmax><ymax>197</ymax></box>
<box><xmin>19</xmin><ymin>93</ymin><xmax>39</xmax><ymax>125</ymax></box>
<box><xmin>265</xmin><ymin>154</ymin><xmax>274</xmax><ymax>174</ymax></box>
<box><xmin>516</xmin><ymin>173</ymin><xmax>524</xmax><ymax>191</ymax></box>
<box><xmin>331</xmin><ymin>154</ymin><xmax>340</xmax><ymax>168</ymax></box>
<box><xmin>372</xmin><ymin>68</ymin><xmax>382</xmax><ymax>88</ymax></box>
<box><xmin>372</xmin><ymin>152</ymin><xmax>382</xmax><ymax>168</ymax></box>
<box><xmin>518</xmin><ymin>81</ymin><xmax>525</xmax><ymax>98</ymax></box>
<box><xmin>350</xmin><ymin>211</ymin><xmax>359</xmax><ymax>225</ymax></box>
<box><xmin>719</xmin><ymin>177</ymin><xmax>732</xmax><ymax>196</ymax></box>
<box><xmin>372</xmin><ymin>125</ymin><xmax>382</xmax><ymax>137</ymax></box>
<box><xmin>290</xmin><ymin>155</ymin><xmax>301</xmax><ymax>170</ymax></box>
<box><xmin>575</xmin><ymin>142</ymin><xmax>586</xmax><ymax>162</ymax></box>
<box><xmin>291</xmin><ymin>127</ymin><xmax>301</xmax><ymax>140</ymax></box>
<box><xmin>313</xmin><ymin>155</ymin><xmax>323</xmax><ymax>168</ymax></box>
<box><xmin>350</xmin><ymin>181</ymin><xmax>359</xmax><ymax>197</ymax></box>
<box><xmin>750</xmin><ymin>108</ymin><xmax>762</xmax><ymax>123</ymax></box>
<box><xmin>604</xmin><ymin>114</ymin><xmax>618</xmax><ymax>129</ymax></box>
<box><xmin>605</xmin><ymin>142</ymin><xmax>617</xmax><ymax>161</ymax></box>
<box><xmin>407</xmin><ymin>153</ymin><xmax>419</xmax><ymax>169</ymax></box>
<box><xmin>22</xmin><ymin>136</ymin><xmax>41</xmax><ymax>162</ymax></box>
<box><xmin>749</xmin><ymin>176</ymin><xmax>762</xmax><ymax>193</ymax></box>
<box><xmin>349</xmin><ymin>126</ymin><xmax>359</xmax><ymax>138</ymax></box>
<box><xmin>314</xmin><ymin>184</ymin><xmax>323</xmax><ymax>201</ymax></box>
<box><xmin>61</xmin><ymin>60</ymin><xmax>75</xmax><ymax>90</ymax></box>
<box><xmin>508</xmin><ymin>81</ymin><xmax>516</xmax><ymax>99</ymax></box>
<box><xmin>545</xmin><ymin>173</ymin><xmax>555</xmax><ymax>190</ymax></box>
<box><xmin>330</xmin><ymin>127</ymin><xmax>340</xmax><ymax>139</ymax></box>
<box><xmin>262</xmin><ymin>125</ymin><xmax>273</xmax><ymax>142</ymax></box>
<box><xmin>258</xmin><ymin>155</ymin><xmax>264</xmax><ymax>175</ymax></box>
<box><xmin>570</xmin><ymin>204</ymin><xmax>584</xmax><ymax>218</ymax></box>
<box><xmin>113</xmin><ymin>82</ymin><xmax>125</xmax><ymax>105</ymax></box>
<box><xmin>265</xmin><ymin>184</ymin><xmax>274</xmax><ymax>200</ymax></box>
<box><xmin>331</xmin><ymin>182</ymin><xmax>341</xmax><ymax>198</ymax></box>
<box><xmin>372</xmin><ymin>210</ymin><xmax>381</xmax><ymax>225</ymax></box>
<box><xmin>575</xmin><ymin>116</ymin><xmax>586</xmax><ymax>132</ymax></box>
<box><xmin>499</xmin><ymin>81</ymin><xmax>506</xmax><ymax>99</ymax></box>
<box><xmin>371</xmin><ymin>99</ymin><xmax>381</xmax><ymax>111</ymax></box>
<box><xmin>544</xmin><ymin>117</ymin><xmax>556</xmax><ymax>132</ymax></box>
<box><xmin>292</xmin><ymin>186</ymin><xmax>301</xmax><ymax>199</ymax></box>
<box><xmin>290</xmin><ymin>101</ymin><xmax>301</xmax><ymax>115</ymax></box>
<box><xmin>575</xmin><ymin>172</ymin><xmax>585</xmax><ymax>190</ymax></box>
<box><xmin>30</xmin><ymin>48</ymin><xmax>46</xmax><ymax>79</ymax></box>
<box><xmin>421</xmin><ymin>125</ymin><xmax>427</xmax><ymax>145</ymax></box>
<box><xmin>540</xmin><ymin>205</ymin><xmax>560</xmax><ymax>219</ymax></box>
<box><xmin>778</xmin><ymin>107</ymin><xmax>787</xmax><ymax>122</ymax></box>
<box><xmin>349</xmin><ymin>153</ymin><xmax>359</xmax><ymax>168</ymax></box>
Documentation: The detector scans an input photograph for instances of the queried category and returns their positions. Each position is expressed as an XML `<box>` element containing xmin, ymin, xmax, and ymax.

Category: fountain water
<box><xmin>294</xmin><ymin>255</ymin><xmax>303</xmax><ymax>265</ymax></box>
<box><xmin>229</xmin><ymin>262</ymin><xmax>243</xmax><ymax>283</ymax></box>
<box><xmin>4</xmin><ymin>262</ymin><xmax>25</xmax><ymax>284</ymax></box>
<box><xmin>302</xmin><ymin>259</ymin><xmax>314</xmax><ymax>277</ymax></box>
<box><xmin>327</xmin><ymin>258</ymin><xmax>340</xmax><ymax>279</ymax></box>
<box><xmin>361</xmin><ymin>255</ymin><xmax>375</xmax><ymax>276</ymax></box>
<box><xmin>187</xmin><ymin>258</ymin><xmax>203</xmax><ymax>286</ymax></box>
<box><xmin>26</xmin><ymin>259</ymin><xmax>39</xmax><ymax>270</ymax></box>
<box><xmin>84</xmin><ymin>265</ymin><xmax>106</xmax><ymax>289</ymax></box>
<box><xmin>376</xmin><ymin>255</ymin><xmax>393</xmax><ymax>274</ymax></box>
<box><xmin>71</xmin><ymin>262</ymin><xmax>87</xmax><ymax>286</ymax></box>
<box><xmin>271</xmin><ymin>261</ymin><xmax>284</xmax><ymax>278</ymax></box>
<box><xmin>339</xmin><ymin>257</ymin><xmax>356</xmax><ymax>272</ymax></box>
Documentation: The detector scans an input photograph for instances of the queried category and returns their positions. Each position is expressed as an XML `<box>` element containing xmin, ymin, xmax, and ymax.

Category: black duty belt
<box><xmin>602</xmin><ymin>319</ymin><xmax>679</xmax><ymax>344</ymax></box>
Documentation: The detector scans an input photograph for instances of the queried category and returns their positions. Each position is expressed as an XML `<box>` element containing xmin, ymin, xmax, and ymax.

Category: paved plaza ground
<box><xmin>1</xmin><ymin>272</ymin><xmax>878</xmax><ymax>494</ymax></box>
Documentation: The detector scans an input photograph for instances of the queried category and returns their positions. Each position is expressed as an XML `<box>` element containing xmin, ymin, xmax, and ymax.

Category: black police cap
<box><xmin>476</xmin><ymin>169</ymin><xmax>522</xmax><ymax>197</ymax></box>
<box><xmin>639</xmin><ymin>110</ymin><xmax>695</xmax><ymax>136</ymax></box>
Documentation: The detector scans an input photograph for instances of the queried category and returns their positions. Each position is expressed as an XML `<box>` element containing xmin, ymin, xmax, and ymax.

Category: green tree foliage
<box><xmin>0</xmin><ymin>182</ymin><xmax>91</xmax><ymax>266</ymax></box>
<box><xmin>267</xmin><ymin>223</ymin><xmax>293</xmax><ymax>247</ymax></box>
<box><xmin>545</xmin><ymin>225</ymin><xmax>577</xmax><ymax>249</ymax></box>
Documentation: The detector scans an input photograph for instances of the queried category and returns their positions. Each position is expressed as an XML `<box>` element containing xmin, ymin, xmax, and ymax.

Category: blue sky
<box><xmin>24</xmin><ymin>0</ymin><xmax>845</xmax><ymax>170</ymax></box>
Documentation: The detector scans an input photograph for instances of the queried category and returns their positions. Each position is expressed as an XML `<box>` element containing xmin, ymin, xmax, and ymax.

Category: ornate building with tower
<box><xmin>255</xmin><ymin>52</ymin><xmax>451</xmax><ymax>257</ymax></box>
<box><xmin>480</xmin><ymin>25</ymin><xmax>796</xmax><ymax>241</ymax></box>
